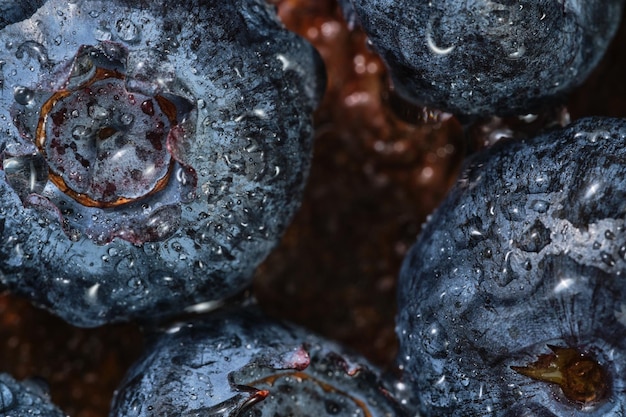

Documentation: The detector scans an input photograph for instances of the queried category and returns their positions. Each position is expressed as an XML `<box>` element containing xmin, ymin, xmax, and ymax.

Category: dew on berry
<box><xmin>350</xmin><ymin>0</ymin><xmax>625</xmax><ymax>116</ymax></box>
<box><xmin>2</xmin><ymin>152</ymin><xmax>48</xmax><ymax>201</ymax></box>
<box><xmin>0</xmin><ymin>0</ymin><xmax>324</xmax><ymax>326</ymax></box>
<box><xmin>111</xmin><ymin>306</ymin><xmax>408</xmax><ymax>417</ymax></box>
<box><xmin>36</xmin><ymin>58</ymin><xmax>177</xmax><ymax>209</ymax></box>
<box><xmin>0</xmin><ymin>374</ymin><xmax>65</xmax><ymax>417</ymax></box>
<box><xmin>396</xmin><ymin>117</ymin><xmax>626</xmax><ymax>416</ymax></box>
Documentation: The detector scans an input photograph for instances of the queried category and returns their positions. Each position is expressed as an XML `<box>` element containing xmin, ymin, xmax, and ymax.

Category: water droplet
<box><xmin>0</xmin><ymin>381</ymin><xmax>15</xmax><ymax>412</ymax></box>
<box><xmin>94</xmin><ymin>25</ymin><xmax>112</xmax><ymax>41</ymax></box>
<box><xmin>141</xmin><ymin>100</ymin><xmax>154</xmax><ymax>116</ymax></box>
<box><xmin>601</xmin><ymin>252</ymin><xmax>616</xmax><ymax>267</ymax></box>
<box><xmin>530</xmin><ymin>199</ymin><xmax>550</xmax><ymax>213</ymax></box>
<box><xmin>115</xmin><ymin>18</ymin><xmax>141</xmax><ymax>42</ymax></box>
<box><xmin>13</xmin><ymin>86</ymin><xmax>35</xmax><ymax>105</ymax></box>
<box><xmin>517</xmin><ymin>220</ymin><xmax>551</xmax><ymax>253</ymax></box>
<box><xmin>67</xmin><ymin>51</ymin><xmax>96</xmax><ymax>88</ymax></box>
<box><xmin>119</xmin><ymin>113</ymin><xmax>134</xmax><ymax>126</ymax></box>
<box><xmin>89</xmin><ymin>10</ymin><xmax>100</xmax><ymax>18</ymax></box>
<box><xmin>88</xmin><ymin>103</ymin><xmax>110</xmax><ymax>120</ymax></box>
<box><xmin>15</xmin><ymin>41</ymin><xmax>49</xmax><ymax>66</ymax></box>
<box><xmin>127</xmin><ymin>277</ymin><xmax>145</xmax><ymax>290</ymax></box>
<box><xmin>2</xmin><ymin>153</ymin><xmax>49</xmax><ymax>200</ymax></box>
<box><xmin>574</xmin><ymin>130</ymin><xmax>610</xmax><ymax>144</ymax></box>
<box><xmin>325</xmin><ymin>399</ymin><xmax>342</xmax><ymax>414</ymax></box>
<box><xmin>71</xmin><ymin>125</ymin><xmax>93</xmax><ymax>140</ymax></box>
<box><xmin>507</xmin><ymin>44</ymin><xmax>526</xmax><ymax>59</ymax></box>
<box><xmin>425</xmin><ymin>19</ymin><xmax>455</xmax><ymax>56</ymax></box>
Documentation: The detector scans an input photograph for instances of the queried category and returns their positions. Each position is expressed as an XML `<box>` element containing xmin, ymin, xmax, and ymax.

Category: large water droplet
<box><xmin>115</xmin><ymin>18</ymin><xmax>141</xmax><ymax>43</ymax></box>
<box><xmin>15</xmin><ymin>41</ymin><xmax>49</xmax><ymax>66</ymax></box>
<box><xmin>71</xmin><ymin>125</ymin><xmax>92</xmax><ymax>141</ymax></box>
<box><xmin>2</xmin><ymin>153</ymin><xmax>49</xmax><ymax>201</ymax></box>
<box><xmin>517</xmin><ymin>220</ymin><xmax>551</xmax><ymax>253</ymax></box>
<box><xmin>13</xmin><ymin>86</ymin><xmax>35</xmax><ymax>105</ymax></box>
<box><xmin>67</xmin><ymin>51</ymin><xmax>96</xmax><ymax>89</ymax></box>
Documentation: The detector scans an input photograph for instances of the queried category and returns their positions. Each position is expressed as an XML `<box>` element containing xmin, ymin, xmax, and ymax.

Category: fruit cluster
<box><xmin>1</xmin><ymin>0</ymin><xmax>626</xmax><ymax>416</ymax></box>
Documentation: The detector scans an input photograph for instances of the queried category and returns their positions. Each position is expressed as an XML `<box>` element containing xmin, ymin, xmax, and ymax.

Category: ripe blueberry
<box><xmin>0</xmin><ymin>373</ymin><xmax>65</xmax><ymax>417</ymax></box>
<box><xmin>0</xmin><ymin>0</ymin><xmax>324</xmax><ymax>327</ymax></box>
<box><xmin>348</xmin><ymin>0</ymin><xmax>624</xmax><ymax>117</ymax></box>
<box><xmin>0</xmin><ymin>0</ymin><xmax>46</xmax><ymax>30</ymax></box>
<box><xmin>110</xmin><ymin>305</ymin><xmax>408</xmax><ymax>416</ymax></box>
<box><xmin>396</xmin><ymin>117</ymin><xmax>626</xmax><ymax>416</ymax></box>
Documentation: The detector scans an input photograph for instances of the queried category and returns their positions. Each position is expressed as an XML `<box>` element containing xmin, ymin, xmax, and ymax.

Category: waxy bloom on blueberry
<box><xmin>111</xmin><ymin>305</ymin><xmax>407</xmax><ymax>417</ymax></box>
<box><xmin>0</xmin><ymin>0</ymin><xmax>324</xmax><ymax>326</ymax></box>
<box><xmin>348</xmin><ymin>0</ymin><xmax>624</xmax><ymax>117</ymax></box>
<box><xmin>396</xmin><ymin>118</ymin><xmax>626</xmax><ymax>416</ymax></box>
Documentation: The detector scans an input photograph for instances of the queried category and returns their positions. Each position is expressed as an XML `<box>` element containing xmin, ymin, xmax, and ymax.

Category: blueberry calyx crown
<box><xmin>4</xmin><ymin>42</ymin><xmax>197</xmax><ymax>244</ymax></box>
<box><xmin>511</xmin><ymin>345</ymin><xmax>609</xmax><ymax>406</ymax></box>
<box><xmin>35</xmin><ymin>62</ymin><xmax>178</xmax><ymax>208</ymax></box>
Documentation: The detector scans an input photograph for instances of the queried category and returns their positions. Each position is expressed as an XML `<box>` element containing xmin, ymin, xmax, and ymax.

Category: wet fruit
<box><xmin>0</xmin><ymin>0</ymin><xmax>324</xmax><ymax>327</ymax></box>
<box><xmin>348</xmin><ymin>0</ymin><xmax>624</xmax><ymax>117</ymax></box>
<box><xmin>396</xmin><ymin>117</ymin><xmax>626</xmax><ymax>416</ymax></box>
<box><xmin>0</xmin><ymin>373</ymin><xmax>66</xmax><ymax>417</ymax></box>
<box><xmin>110</xmin><ymin>305</ymin><xmax>407</xmax><ymax>417</ymax></box>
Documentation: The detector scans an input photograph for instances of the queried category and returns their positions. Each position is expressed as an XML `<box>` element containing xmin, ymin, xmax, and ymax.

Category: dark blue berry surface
<box><xmin>0</xmin><ymin>0</ymin><xmax>46</xmax><ymax>29</ymax></box>
<box><xmin>0</xmin><ymin>373</ymin><xmax>65</xmax><ymax>417</ymax></box>
<box><xmin>0</xmin><ymin>0</ymin><xmax>324</xmax><ymax>327</ymax></box>
<box><xmin>110</xmin><ymin>305</ymin><xmax>407</xmax><ymax>417</ymax></box>
<box><xmin>350</xmin><ymin>0</ymin><xmax>624</xmax><ymax>117</ymax></box>
<box><xmin>397</xmin><ymin>117</ymin><xmax>626</xmax><ymax>416</ymax></box>
<box><xmin>0</xmin><ymin>2</ymin><xmax>626</xmax><ymax>417</ymax></box>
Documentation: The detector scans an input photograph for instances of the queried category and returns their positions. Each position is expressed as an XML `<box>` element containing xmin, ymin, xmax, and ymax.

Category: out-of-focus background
<box><xmin>1</xmin><ymin>1</ymin><xmax>625</xmax><ymax>416</ymax></box>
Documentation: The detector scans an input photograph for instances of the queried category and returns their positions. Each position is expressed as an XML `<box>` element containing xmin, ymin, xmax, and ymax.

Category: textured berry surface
<box><xmin>0</xmin><ymin>0</ymin><xmax>45</xmax><ymax>29</ymax></box>
<box><xmin>396</xmin><ymin>117</ymin><xmax>626</xmax><ymax>416</ymax></box>
<box><xmin>0</xmin><ymin>373</ymin><xmax>65</xmax><ymax>417</ymax></box>
<box><xmin>110</xmin><ymin>305</ymin><xmax>407</xmax><ymax>417</ymax></box>
<box><xmin>0</xmin><ymin>0</ymin><xmax>324</xmax><ymax>326</ymax></box>
<box><xmin>350</xmin><ymin>0</ymin><xmax>624</xmax><ymax>117</ymax></box>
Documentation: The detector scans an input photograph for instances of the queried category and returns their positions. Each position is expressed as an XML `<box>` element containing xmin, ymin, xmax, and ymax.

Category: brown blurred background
<box><xmin>1</xmin><ymin>1</ymin><xmax>625</xmax><ymax>416</ymax></box>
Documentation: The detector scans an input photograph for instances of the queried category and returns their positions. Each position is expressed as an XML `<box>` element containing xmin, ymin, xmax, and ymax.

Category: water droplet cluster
<box><xmin>111</xmin><ymin>306</ymin><xmax>407</xmax><ymax>417</ymax></box>
<box><xmin>350</xmin><ymin>0</ymin><xmax>624</xmax><ymax>116</ymax></box>
<box><xmin>396</xmin><ymin>117</ymin><xmax>626</xmax><ymax>416</ymax></box>
<box><xmin>0</xmin><ymin>0</ymin><xmax>324</xmax><ymax>326</ymax></box>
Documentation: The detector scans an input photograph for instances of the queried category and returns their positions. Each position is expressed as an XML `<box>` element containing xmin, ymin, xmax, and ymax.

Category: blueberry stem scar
<box><xmin>511</xmin><ymin>345</ymin><xmax>608</xmax><ymax>405</ymax></box>
<box><xmin>35</xmin><ymin>67</ymin><xmax>178</xmax><ymax>208</ymax></box>
<box><xmin>243</xmin><ymin>371</ymin><xmax>374</xmax><ymax>417</ymax></box>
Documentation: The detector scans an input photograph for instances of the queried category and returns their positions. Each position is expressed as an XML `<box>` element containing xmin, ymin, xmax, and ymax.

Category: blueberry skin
<box><xmin>110</xmin><ymin>305</ymin><xmax>407</xmax><ymax>417</ymax></box>
<box><xmin>0</xmin><ymin>0</ymin><xmax>324</xmax><ymax>326</ymax></box>
<box><xmin>0</xmin><ymin>0</ymin><xmax>45</xmax><ymax>29</ymax></box>
<box><xmin>350</xmin><ymin>0</ymin><xmax>624</xmax><ymax>117</ymax></box>
<box><xmin>0</xmin><ymin>374</ymin><xmax>65</xmax><ymax>417</ymax></box>
<box><xmin>396</xmin><ymin>117</ymin><xmax>626</xmax><ymax>416</ymax></box>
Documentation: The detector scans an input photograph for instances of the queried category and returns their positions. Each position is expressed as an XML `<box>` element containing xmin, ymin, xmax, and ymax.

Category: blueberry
<box><xmin>110</xmin><ymin>305</ymin><xmax>407</xmax><ymax>416</ymax></box>
<box><xmin>349</xmin><ymin>0</ymin><xmax>624</xmax><ymax>117</ymax></box>
<box><xmin>0</xmin><ymin>0</ymin><xmax>45</xmax><ymax>30</ymax></box>
<box><xmin>0</xmin><ymin>0</ymin><xmax>324</xmax><ymax>326</ymax></box>
<box><xmin>0</xmin><ymin>373</ymin><xmax>65</xmax><ymax>417</ymax></box>
<box><xmin>396</xmin><ymin>117</ymin><xmax>626</xmax><ymax>416</ymax></box>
